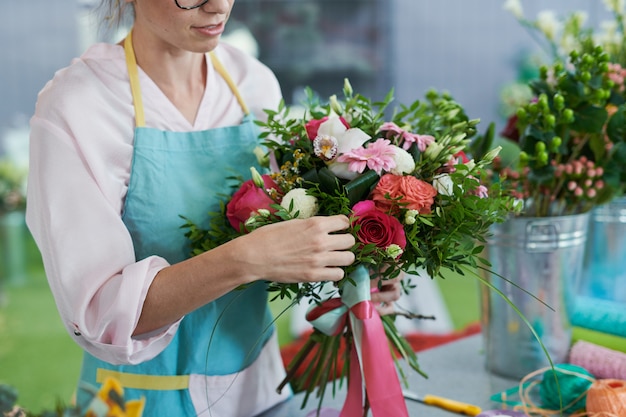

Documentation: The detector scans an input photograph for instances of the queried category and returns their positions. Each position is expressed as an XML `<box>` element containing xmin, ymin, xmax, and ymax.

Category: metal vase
<box><xmin>479</xmin><ymin>213</ymin><xmax>590</xmax><ymax>379</ymax></box>
<box><xmin>580</xmin><ymin>197</ymin><xmax>626</xmax><ymax>303</ymax></box>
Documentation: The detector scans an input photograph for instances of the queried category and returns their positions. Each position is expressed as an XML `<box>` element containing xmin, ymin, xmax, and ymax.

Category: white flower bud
<box><xmin>386</xmin><ymin>244</ymin><xmax>403</xmax><ymax>259</ymax></box>
<box><xmin>343</xmin><ymin>78</ymin><xmax>353</xmax><ymax>96</ymax></box>
<box><xmin>329</xmin><ymin>94</ymin><xmax>343</xmax><ymax>115</ymax></box>
<box><xmin>250</xmin><ymin>167</ymin><xmax>265</xmax><ymax>189</ymax></box>
<box><xmin>481</xmin><ymin>146</ymin><xmax>502</xmax><ymax>165</ymax></box>
<box><xmin>424</xmin><ymin>142</ymin><xmax>444</xmax><ymax>160</ymax></box>
<box><xmin>253</xmin><ymin>146</ymin><xmax>270</xmax><ymax>168</ymax></box>
<box><xmin>503</xmin><ymin>0</ymin><xmax>523</xmax><ymax>19</ymax></box>
<box><xmin>257</xmin><ymin>208</ymin><xmax>271</xmax><ymax>217</ymax></box>
<box><xmin>405</xmin><ymin>209</ymin><xmax>419</xmax><ymax>225</ymax></box>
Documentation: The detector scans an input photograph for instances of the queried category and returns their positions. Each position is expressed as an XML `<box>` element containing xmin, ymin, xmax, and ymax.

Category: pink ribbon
<box><xmin>306</xmin><ymin>299</ymin><xmax>409</xmax><ymax>417</ymax></box>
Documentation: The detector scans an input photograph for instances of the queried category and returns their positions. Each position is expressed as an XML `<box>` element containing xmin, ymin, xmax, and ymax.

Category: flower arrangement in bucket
<box><xmin>497</xmin><ymin>0</ymin><xmax>626</xmax><ymax>216</ymax></box>
<box><xmin>0</xmin><ymin>159</ymin><xmax>26</xmax><ymax>215</ymax></box>
<box><xmin>182</xmin><ymin>79</ymin><xmax>517</xmax><ymax>415</ymax></box>
<box><xmin>469</xmin><ymin>0</ymin><xmax>626</xmax><ymax>391</ymax></box>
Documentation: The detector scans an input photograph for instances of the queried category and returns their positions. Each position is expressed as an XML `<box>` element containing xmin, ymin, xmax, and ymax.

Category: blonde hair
<box><xmin>98</xmin><ymin>0</ymin><xmax>133</xmax><ymax>28</ymax></box>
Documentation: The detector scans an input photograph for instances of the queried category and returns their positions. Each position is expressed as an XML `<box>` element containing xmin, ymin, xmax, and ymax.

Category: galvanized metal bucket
<box><xmin>479</xmin><ymin>213</ymin><xmax>590</xmax><ymax>379</ymax></box>
<box><xmin>581</xmin><ymin>197</ymin><xmax>626</xmax><ymax>303</ymax></box>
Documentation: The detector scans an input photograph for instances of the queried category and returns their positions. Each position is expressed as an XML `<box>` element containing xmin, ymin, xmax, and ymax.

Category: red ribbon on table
<box><xmin>306</xmin><ymin>298</ymin><xmax>409</xmax><ymax>417</ymax></box>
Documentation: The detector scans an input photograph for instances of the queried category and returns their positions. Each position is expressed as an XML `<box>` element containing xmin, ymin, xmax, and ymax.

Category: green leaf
<box><xmin>571</xmin><ymin>105</ymin><xmax>608</xmax><ymax>134</ymax></box>
<box><xmin>344</xmin><ymin>170</ymin><xmax>380</xmax><ymax>206</ymax></box>
<box><xmin>606</xmin><ymin>105</ymin><xmax>626</xmax><ymax>144</ymax></box>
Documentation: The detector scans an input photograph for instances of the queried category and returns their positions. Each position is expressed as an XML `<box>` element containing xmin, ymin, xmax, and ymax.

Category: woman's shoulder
<box><xmin>34</xmin><ymin>43</ymin><xmax>130</xmax><ymax>123</ymax></box>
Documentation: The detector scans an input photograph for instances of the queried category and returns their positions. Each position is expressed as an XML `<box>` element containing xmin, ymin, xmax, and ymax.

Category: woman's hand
<box><xmin>236</xmin><ymin>214</ymin><xmax>356</xmax><ymax>284</ymax></box>
<box><xmin>370</xmin><ymin>273</ymin><xmax>403</xmax><ymax>316</ymax></box>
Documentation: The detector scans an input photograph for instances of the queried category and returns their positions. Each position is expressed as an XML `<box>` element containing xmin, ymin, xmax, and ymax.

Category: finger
<box><xmin>376</xmin><ymin>302</ymin><xmax>396</xmax><ymax>316</ymax></box>
<box><xmin>316</xmin><ymin>214</ymin><xmax>351</xmax><ymax>233</ymax></box>
<box><xmin>371</xmin><ymin>283</ymin><xmax>402</xmax><ymax>304</ymax></box>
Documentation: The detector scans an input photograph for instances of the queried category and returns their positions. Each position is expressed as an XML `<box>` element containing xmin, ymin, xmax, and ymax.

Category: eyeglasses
<box><xmin>174</xmin><ymin>0</ymin><xmax>210</xmax><ymax>10</ymax></box>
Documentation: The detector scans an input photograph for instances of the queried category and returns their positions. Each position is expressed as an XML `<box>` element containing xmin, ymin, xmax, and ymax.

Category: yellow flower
<box><xmin>86</xmin><ymin>378</ymin><xmax>146</xmax><ymax>417</ymax></box>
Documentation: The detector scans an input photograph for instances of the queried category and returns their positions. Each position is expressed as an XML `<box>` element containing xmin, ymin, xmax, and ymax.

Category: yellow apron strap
<box><xmin>209</xmin><ymin>51</ymin><xmax>250</xmax><ymax>115</ymax></box>
<box><xmin>123</xmin><ymin>32</ymin><xmax>146</xmax><ymax>128</ymax></box>
<box><xmin>96</xmin><ymin>368</ymin><xmax>190</xmax><ymax>391</ymax></box>
<box><xmin>124</xmin><ymin>32</ymin><xmax>249</xmax><ymax>123</ymax></box>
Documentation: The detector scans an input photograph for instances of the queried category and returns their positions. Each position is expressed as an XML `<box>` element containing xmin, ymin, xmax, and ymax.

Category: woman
<box><xmin>26</xmin><ymin>0</ymin><xmax>401</xmax><ymax>415</ymax></box>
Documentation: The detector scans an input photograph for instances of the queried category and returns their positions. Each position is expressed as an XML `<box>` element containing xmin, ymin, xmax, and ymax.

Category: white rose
<box><xmin>390</xmin><ymin>145</ymin><xmax>415</xmax><ymax>175</ymax></box>
<box><xmin>280</xmin><ymin>188</ymin><xmax>319</xmax><ymax>219</ymax></box>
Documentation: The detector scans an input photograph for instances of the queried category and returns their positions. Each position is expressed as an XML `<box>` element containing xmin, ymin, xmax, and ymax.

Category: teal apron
<box><xmin>76</xmin><ymin>32</ymin><xmax>275</xmax><ymax>416</ymax></box>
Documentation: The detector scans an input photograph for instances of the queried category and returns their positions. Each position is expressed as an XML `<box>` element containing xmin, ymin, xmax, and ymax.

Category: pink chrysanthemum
<box><xmin>379</xmin><ymin>121</ymin><xmax>435</xmax><ymax>151</ymax></box>
<box><xmin>336</xmin><ymin>138</ymin><xmax>397</xmax><ymax>175</ymax></box>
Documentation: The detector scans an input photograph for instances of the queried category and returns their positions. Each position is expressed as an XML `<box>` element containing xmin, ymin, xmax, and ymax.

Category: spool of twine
<box><xmin>569</xmin><ymin>340</ymin><xmax>626</xmax><ymax>381</ymax></box>
<box><xmin>539</xmin><ymin>364</ymin><xmax>594</xmax><ymax>413</ymax></box>
<box><xmin>585</xmin><ymin>379</ymin><xmax>626</xmax><ymax>417</ymax></box>
<box><xmin>514</xmin><ymin>364</ymin><xmax>595</xmax><ymax>416</ymax></box>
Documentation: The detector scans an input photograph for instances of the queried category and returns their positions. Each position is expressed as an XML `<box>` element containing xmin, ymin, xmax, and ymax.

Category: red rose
<box><xmin>371</xmin><ymin>173</ymin><xmax>437</xmax><ymax>214</ymax></box>
<box><xmin>352</xmin><ymin>200</ymin><xmax>406</xmax><ymax>251</ymax></box>
<box><xmin>226</xmin><ymin>175</ymin><xmax>279</xmax><ymax>232</ymax></box>
<box><xmin>500</xmin><ymin>114</ymin><xmax>520</xmax><ymax>142</ymax></box>
<box><xmin>454</xmin><ymin>150</ymin><xmax>470</xmax><ymax>163</ymax></box>
<box><xmin>305</xmin><ymin>116</ymin><xmax>351</xmax><ymax>140</ymax></box>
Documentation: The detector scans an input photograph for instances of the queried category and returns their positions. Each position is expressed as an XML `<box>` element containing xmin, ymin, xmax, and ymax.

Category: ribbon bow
<box><xmin>306</xmin><ymin>266</ymin><xmax>409</xmax><ymax>417</ymax></box>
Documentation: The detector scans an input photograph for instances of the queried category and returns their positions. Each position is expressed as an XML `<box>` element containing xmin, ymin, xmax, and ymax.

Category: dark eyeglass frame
<box><xmin>174</xmin><ymin>0</ymin><xmax>210</xmax><ymax>10</ymax></box>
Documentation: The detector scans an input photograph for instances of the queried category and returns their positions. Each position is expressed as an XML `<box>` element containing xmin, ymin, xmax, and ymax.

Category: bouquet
<box><xmin>182</xmin><ymin>79</ymin><xmax>516</xmax><ymax>415</ymax></box>
<box><xmin>0</xmin><ymin>378</ymin><xmax>145</xmax><ymax>417</ymax></box>
<box><xmin>496</xmin><ymin>0</ymin><xmax>626</xmax><ymax>217</ymax></box>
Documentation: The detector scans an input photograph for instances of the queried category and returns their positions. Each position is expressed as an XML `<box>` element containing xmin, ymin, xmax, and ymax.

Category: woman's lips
<box><xmin>193</xmin><ymin>21</ymin><xmax>224</xmax><ymax>37</ymax></box>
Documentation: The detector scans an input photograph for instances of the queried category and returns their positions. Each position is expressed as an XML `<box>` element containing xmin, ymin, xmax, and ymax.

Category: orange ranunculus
<box><xmin>371</xmin><ymin>173</ymin><xmax>437</xmax><ymax>214</ymax></box>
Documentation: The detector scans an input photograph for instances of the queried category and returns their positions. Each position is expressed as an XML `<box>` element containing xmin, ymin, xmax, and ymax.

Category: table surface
<box><xmin>260</xmin><ymin>334</ymin><xmax>522</xmax><ymax>417</ymax></box>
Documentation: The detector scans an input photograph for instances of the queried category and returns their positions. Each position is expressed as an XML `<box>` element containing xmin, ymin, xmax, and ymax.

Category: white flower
<box><xmin>536</xmin><ymin>10</ymin><xmax>562</xmax><ymax>41</ymax></box>
<box><xmin>390</xmin><ymin>145</ymin><xmax>415</xmax><ymax>175</ymax></box>
<box><xmin>280</xmin><ymin>188</ymin><xmax>319</xmax><ymax>219</ymax></box>
<box><xmin>503</xmin><ymin>0</ymin><xmax>523</xmax><ymax>19</ymax></box>
<box><xmin>316</xmin><ymin>116</ymin><xmax>371</xmax><ymax>180</ymax></box>
<box><xmin>433</xmin><ymin>174</ymin><xmax>454</xmax><ymax>196</ymax></box>
<box><xmin>316</xmin><ymin>116</ymin><xmax>370</xmax><ymax>155</ymax></box>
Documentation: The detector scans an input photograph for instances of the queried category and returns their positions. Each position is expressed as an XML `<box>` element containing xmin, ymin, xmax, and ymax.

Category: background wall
<box><xmin>0</xmin><ymin>0</ymin><xmax>614</xmax><ymax>154</ymax></box>
<box><xmin>391</xmin><ymin>0</ymin><xmax>610</xmax><ymax>135</ymax></box>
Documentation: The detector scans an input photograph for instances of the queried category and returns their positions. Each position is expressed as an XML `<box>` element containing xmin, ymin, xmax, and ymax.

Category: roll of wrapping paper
<box><xmin>572</xmin><ymin>326</ymin><xmax>626</xmax><ymax>354</ymax></box>
<box><xmin>569</xmin><ymin>340</ymin><xmax>626</xmax><ymax>380</ymax></box>
<box><xmin>570</xmin><ymin>296</ymin><xmax>626</xmax><ymax>338</ymax></box>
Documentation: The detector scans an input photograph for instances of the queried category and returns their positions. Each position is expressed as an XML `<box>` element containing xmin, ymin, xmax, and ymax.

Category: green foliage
<box><xmin>494</xmin><ymin>46</ymin><xmax>626</xmax><ymax>216</ymax></box>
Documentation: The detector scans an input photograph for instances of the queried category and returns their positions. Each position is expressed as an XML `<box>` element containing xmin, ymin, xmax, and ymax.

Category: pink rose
<box><xmin>371</xmin><ymin>173</ymin><xmax>437</xmax><ymax>214</ymax></box>
<box><xmin>305</xmin><ymin>116</ymin><xmax>350</xmax><ymax>140</ymax></box>
<box><xmin>226</xmin><ymin>175</ymin><xmax>279</xmax><ymax>232</ymax></box>
<box><xmin>352</xmin><ymin>200</ymin><xmax>406</xmax><ymax>251</ymax></box>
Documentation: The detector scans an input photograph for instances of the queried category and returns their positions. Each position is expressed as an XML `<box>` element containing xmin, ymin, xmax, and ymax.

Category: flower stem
<box><xmin>276</xmin><ymin>336</ymin><xmax>318</xmax><ymax>394</ymax></box>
